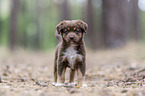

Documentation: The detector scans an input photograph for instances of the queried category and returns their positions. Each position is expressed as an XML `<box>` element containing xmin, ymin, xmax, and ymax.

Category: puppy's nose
<box><xmin>69</xmin><ymin>36</ymin><xmax>74</xmax><ymax>40</ymax></box>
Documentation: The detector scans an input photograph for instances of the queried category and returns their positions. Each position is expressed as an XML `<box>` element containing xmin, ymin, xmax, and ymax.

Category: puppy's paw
<box><xmin>52</xmin><ymin>82</ymin><xmax>57</xmax><ymax>86</ymax></box>
<box><xmin>54</xmin><ymin>83</ymin><xmax>65</xmax><ymax>87</ymax></box>
<box><xmin>82</xmin><ymin>84</ymin><xmax>87</xmax><ymax>87</ymax></box>
<box><xmin>67</xmin><ymin>83</ymin><xmax>76</xmax><ymax>86</ymax></box>
<box><xmin>75</xmin><ymin>83</ymin><xmax>87</xmax><ymax>88</ymax></box>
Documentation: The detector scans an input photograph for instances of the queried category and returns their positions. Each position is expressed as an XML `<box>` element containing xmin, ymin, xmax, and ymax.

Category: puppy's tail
<box><xmin>55</xmin><ymin>31</ymin><xmax>62</xmax><ymax>42</ymax></box>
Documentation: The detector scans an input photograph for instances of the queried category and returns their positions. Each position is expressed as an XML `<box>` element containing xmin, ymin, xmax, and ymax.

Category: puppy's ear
<box><xmin>56</xmin><ymin>21</ymin><xmax>65</xmax><ymax>34</ymax></box>
<box><xmin>76</xmin><ymin>20</ymin><xmax>88</xmax><ymax>33</ymax></box>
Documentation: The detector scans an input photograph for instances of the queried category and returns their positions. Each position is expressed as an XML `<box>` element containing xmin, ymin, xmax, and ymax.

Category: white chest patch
<box><xmin>63</xmin><ymin>46</ymin><xmax>83</xmax><ymax>69</ymax></box>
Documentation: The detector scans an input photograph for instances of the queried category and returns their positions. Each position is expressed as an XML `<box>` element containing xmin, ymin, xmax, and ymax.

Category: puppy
<box><xmin>53</xmin><ymin>20</ymin><xmax>88</xmax><ymax>87</ymax></box>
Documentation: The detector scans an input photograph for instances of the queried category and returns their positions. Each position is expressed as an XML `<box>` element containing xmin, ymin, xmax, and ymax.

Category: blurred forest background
<box><xmin>0</xmin><ymin>0</ymin><xmax>145</xmax><ymax>51</ymax></box>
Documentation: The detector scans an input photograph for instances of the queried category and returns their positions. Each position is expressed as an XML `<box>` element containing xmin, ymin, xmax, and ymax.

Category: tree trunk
<box><xmin>59</xmin><ymin>0</ymin><xmax>70</xmax><ymax>21</ymax></box>
<box><xmin>19</xmin><ymin>0</ymin><xmax>27</xmax><ymax>48</ymax></box>
<box><xmin>0</xmin><ymin>0</ymin><xmax>1</xmax><ymax>41</ymax></box>
<box><xmin>0</xmin><ymin>17</ymin><xmax>1</xmax><ymax>42</ymax></box>
<box><xmin>129</xmin><ymin>0</ymin><xmax>140</xmax><ymax>40</ymax></box>
<box><xmin>9</xmin><ymin>0</ymin><xmax>20</xmax><ymax>50</ymax></box>
<box><xmin>87</xmin><ymin>0</ymin><xmax>96</xmax><ymax>49</ymax></box>
<box><xmin>35</xmin><ymin>0</ymin><xmax>41</xmax><ymax>49</ymax></box>
<box><xmin>102</xmin><ymin>0</ymin><xmax>128</xmax><ymax>48</ymax></box>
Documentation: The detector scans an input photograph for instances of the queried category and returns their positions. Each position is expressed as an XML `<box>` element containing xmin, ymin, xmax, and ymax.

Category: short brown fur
<box><xmin>54</xmin><ymin>20</ymin><xmax>88</xmax><ymax>86</ymax></box>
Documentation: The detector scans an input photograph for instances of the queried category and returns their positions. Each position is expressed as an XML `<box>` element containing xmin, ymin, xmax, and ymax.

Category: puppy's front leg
<box><xmin>77</xmin><ymin>63</ymin><xmax>86</xmax><ymax>87</ymax></box>
<box><xmin>56</xmin><ymin>63</ymin><xmax>66</xmax><ymax>86</ymax></box>
<box><xmin>68</xmin><ymin>69</ymin><xmax>76</xmax><ymax>86</ymax></box>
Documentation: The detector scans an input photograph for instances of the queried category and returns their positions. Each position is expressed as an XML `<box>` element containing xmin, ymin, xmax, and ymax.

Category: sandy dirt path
<box><xmin>0</xmin><ymin>43</ymin><xmax>145</xmax><ymax>96</ymax></box>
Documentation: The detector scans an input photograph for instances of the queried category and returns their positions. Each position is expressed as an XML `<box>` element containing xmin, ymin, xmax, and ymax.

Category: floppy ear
<box><xmin>76</xmin><ymin>20</ymin><xmax>88</xmax><ymax>33</ymax></box>
<box><xmin>56</xmin><ymin>21</ymin><xmax>65</xmax><ymax>34</ymax></box>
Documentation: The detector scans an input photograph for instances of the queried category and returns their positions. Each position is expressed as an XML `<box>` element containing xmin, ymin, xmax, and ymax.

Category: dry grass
<box><xmin>0</xmin><ymin>42</ymin><xmax>145</xmax><ymax>96</ymax></box>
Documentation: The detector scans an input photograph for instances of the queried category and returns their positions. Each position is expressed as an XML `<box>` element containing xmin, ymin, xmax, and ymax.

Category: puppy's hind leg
<box><xmin>53</xmin><ymin>46</ymin><xmax>58</xmax><ymax>86</ymax></box>
<box><xmin>53</xmin><ymin>61</ymin><xmax>57</xmax><ymax>83</ymax></box>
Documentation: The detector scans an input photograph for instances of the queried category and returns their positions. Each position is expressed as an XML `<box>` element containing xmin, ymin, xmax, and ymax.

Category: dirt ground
<box><xmin>0</xmin><ymin>42</ymin><xmax>145</xmax><ymax>96</ymax></box>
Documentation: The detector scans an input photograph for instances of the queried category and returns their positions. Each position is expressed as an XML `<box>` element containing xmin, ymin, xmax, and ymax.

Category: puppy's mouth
<box><xmin>69</xmin><ymin>40</ymin><xmax>75</xmax><ymax>44</ymax></box>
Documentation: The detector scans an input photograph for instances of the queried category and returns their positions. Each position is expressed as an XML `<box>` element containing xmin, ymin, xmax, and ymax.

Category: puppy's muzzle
<box><xmin>69</xmin><ymin>36</ymin><xmax>75</xmax><ymax>40</ymax></box>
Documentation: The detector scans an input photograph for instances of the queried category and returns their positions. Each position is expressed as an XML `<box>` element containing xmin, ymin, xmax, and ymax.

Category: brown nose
<box><xmin>69</xmin><ymin>36</ymin><xmax>74</xmax><ymax>40</ymax></box>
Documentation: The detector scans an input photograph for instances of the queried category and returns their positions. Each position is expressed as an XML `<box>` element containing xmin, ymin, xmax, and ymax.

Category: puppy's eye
<box><xmin>64</xmin><ymin>29</ymin><xmax>69</xmax><ymax>33</ymax></box>
<box><xmin>75</xmin><ymin>29</ymin><xmax>80</xmax><ymax>33</ymax></box>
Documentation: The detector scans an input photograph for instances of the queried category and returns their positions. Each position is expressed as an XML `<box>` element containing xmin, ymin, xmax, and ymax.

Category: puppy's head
<box><xmin>56</xmin><ymin>20</ymin><xmax>88</xmax><ymax>44</ymax></box>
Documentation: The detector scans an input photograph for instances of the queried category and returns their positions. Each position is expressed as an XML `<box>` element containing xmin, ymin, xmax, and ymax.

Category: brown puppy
<box><xmin>53</xmin><ymin>20</ymin><xmax>88</xmax><ymax>87</ymax></box>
